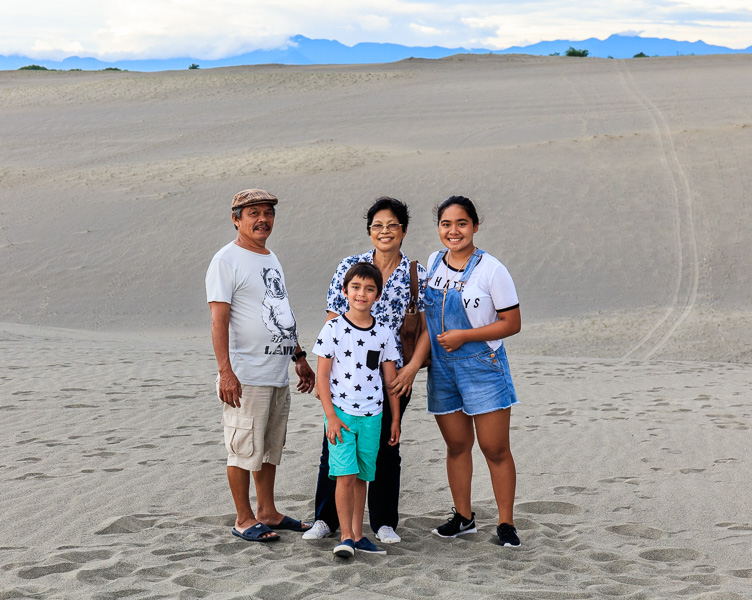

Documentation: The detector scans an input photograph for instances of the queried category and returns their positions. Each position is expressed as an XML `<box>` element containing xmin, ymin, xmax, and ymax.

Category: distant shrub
<box><xmin>565</xmin><ymin>47</ymin><xmax>589</xmax><ymax>57</ymax></box>
<box><xmin>189</xmin><ymin>63</ymin><xmax>200</xmax><ymax>69</ymax></box>
<box><xmin>69</xmin><ymin>68</ymin><xmax>83</xmax><ymax>71</ymax></box>
<box><xmin>607</xmin><ymin>55</ymin><xmax>614</xmax><ymax>59</ymax></box>
<box><xmin>633</xmin><ymin>52</ymin><xmax>649</xmax><ymax>58</ymax></box>
<box><xmin>549</xmin><ymin>52</ymin><xmax>560</xmax><ymax>56</ymax></box>
<box><xmin>19</xmin><ymin>64</ymin><xmax>48</xmax><ymax>70</ymax></box>
<box><xmin>102</xmin><ymin>67</ymin><xmax>122</xmax><ymax>71</ymax></box>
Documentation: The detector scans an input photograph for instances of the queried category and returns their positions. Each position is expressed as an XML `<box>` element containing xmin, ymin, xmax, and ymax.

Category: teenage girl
<box><xmin>408</xmin><ymin>195</ymin><xmax>522</xmax><ymax>547</ymax></box>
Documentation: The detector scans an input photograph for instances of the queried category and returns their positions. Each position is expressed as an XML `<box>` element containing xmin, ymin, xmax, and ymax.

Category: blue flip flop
<box><xmin>268</xmin><ymin>515</ymin><xmax>312</xmax><ymax>532</ymax></box>
<box><xmin>232</xmin><ymin>523</ymin><xmax>280</xmax><ymax>542</ymax></box>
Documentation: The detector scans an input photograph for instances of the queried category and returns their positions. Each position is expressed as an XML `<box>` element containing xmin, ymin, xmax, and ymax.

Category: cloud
<box><xmin>357</xmin><ymin>15</ymin><xmax>392</xmax><ymax>32</ymax></box>
<box><xmin>30</xmin><ymin>38</ymin><xmax>86</xmax><ymax>59</ymax></box>
<box><xmin>1</xmin><ymin>1</ymin><xmax>751</xmax><ymax>59</ymax></box>
<box><xmin>409</xmin><ymin>23</ymin><xmax>444</xmax><ymax>36</ymax></box>
<box><xmin>617</xmin><ymin>30</ymin><xmax>645</xmax><ymax>37</ymax></box>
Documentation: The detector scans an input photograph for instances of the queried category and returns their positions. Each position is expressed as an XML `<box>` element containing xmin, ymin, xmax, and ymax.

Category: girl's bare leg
<box><xmin>434</xmin><ymin>410</ymin><xmax>475</xmax><ymax>518</ymax></box>
<box><xmin>474</xmin><ymin>408</ymin><xmax>516</xmax><ymax>525</ymax></box>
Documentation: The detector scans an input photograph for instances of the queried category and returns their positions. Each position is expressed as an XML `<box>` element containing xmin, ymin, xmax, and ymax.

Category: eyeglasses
<box><xmin>369</xmin><ymin>223</ymin><xmax>403</xmax><ymax>233</ymax></box>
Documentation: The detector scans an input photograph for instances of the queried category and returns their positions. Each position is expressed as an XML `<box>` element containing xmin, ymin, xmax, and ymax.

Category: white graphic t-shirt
<box><xmin>426</xmin><ymin>251</ymin><xmax>519</xmax><ymax>351</ymax></box>
<box><xmin>206</xmin><ymin>242</ymin><xmax>298</xmax><ymax>386</ymax></box>
<box><xmin>313</xmin><ymin>315</ymin><xmax>400</xmax><ymax>417</ymax></box>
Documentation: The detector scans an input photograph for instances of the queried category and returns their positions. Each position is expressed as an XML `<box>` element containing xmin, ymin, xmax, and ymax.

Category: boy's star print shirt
<box><xmin>313</xmin><ymin>315</ymin><xmax>399</xmax><ymax>416</ymax></box>
<box><xmin>325</xmin><ymin>251</ymin><xmax>427</xmax><ymax>369</ymax></box>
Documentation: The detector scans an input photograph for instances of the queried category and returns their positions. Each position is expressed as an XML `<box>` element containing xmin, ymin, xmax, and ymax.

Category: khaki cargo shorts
<box><xmin>218</xmin><ymin>381</ymin><xmax>291</xmax><ymax>472</ymax></box>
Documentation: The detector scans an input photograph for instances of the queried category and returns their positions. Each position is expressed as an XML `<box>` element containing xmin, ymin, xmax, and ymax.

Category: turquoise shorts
<box><xmin>325</xmin><ymin>405</ymin><xmax>382</xmax><ymax>482</ymax></box>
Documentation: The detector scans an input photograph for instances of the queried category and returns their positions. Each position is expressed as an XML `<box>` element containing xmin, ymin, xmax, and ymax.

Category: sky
<box><xmin>3</xmin><ymin>1</ymin><xmax>752</xmax><ymax>60</ymax></box>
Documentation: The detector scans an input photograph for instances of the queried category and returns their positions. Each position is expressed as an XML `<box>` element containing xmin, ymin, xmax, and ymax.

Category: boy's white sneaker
<box><xmin>376</xmin><ymin>525</ymin><xmax>401</xmax><ymax>544</ymax></box>
<box><xmin>302</xmin><ymin>520</ymin><xmax>332</xmax><ymax>540</ymax></box>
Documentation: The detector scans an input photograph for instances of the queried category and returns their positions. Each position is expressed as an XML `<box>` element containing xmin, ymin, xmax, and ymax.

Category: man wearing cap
<box><xmin>206</xmin><ymin>189</ymin><xmax>315</xmax><ymax>542</ymax></box>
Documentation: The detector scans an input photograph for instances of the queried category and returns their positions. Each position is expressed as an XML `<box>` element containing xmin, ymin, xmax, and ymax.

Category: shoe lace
<box><xmin>447</xmin><ymin>507</ymin><xmax>461</xmax><ymax>523</ymax></box>
<box><xmin>497</xmin><ymin>523</ymin><xmax>516</xmax><ymax>535</ymax></box>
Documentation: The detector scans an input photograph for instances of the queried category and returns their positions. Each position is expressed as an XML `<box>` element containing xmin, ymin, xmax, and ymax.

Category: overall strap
<box><xmin>458</xmin><ymin>249</ymin><xmax>485</xmax><ymax>283</ymax></box>
<box><xmin>427</xmin><ymin>249</ymin><xmax>448</xmax><ymax>279</ymax></box>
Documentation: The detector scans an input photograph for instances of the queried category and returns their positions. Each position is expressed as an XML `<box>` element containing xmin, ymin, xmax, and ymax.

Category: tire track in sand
<box><xmin>618</xmin><ymin>62</ymin><xmax>699</xmax><ymax>360</ymax></box>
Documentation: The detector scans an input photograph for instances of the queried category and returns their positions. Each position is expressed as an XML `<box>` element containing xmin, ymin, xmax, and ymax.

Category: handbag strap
<box><xmin>409</xmin><ymin>260</ymin><xmax>418</xmax><ymax>304</ymax></box>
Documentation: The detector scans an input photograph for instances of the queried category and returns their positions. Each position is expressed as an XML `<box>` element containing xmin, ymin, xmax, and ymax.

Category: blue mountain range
<box><xmin>2</xmin><ymin>34</ymin><xmax>750</xmax><ymax>72</ymax></box>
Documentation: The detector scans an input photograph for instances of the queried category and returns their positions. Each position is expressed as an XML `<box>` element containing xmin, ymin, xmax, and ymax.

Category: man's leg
<box><xmin>253</xmin><ymin>385</ymin><xmax>306</xmax><ymax>528</ymax></box>
<box><xmin>253</xmin><ymin>462</ymin><xmax>283</xmax><ymax>525</ymax></box>
<box><xmin>227</xmin><ymin>466</ymin><xmax>276</xmax><ymax>540</ymax></box>
<box><xmin>228</xmin><ymin>466</ymin><xmax>255</xmax><ymax>527</ymax></box>
<box><xmin>368</xmin><ymin>392</ymin><xmax>410</xmax><ymax>533</ymax></box>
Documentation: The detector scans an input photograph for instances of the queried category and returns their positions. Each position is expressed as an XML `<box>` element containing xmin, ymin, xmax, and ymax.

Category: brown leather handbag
<box><xmin>399</xmin><ymin>260</ymin><xmax>430</xmax><ymax>369</ymax></box>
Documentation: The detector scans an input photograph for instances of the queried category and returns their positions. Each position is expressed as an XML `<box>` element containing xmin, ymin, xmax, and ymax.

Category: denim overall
<box><xmin>425</xmin><ymin>249</ymin><xmax>518</xmax><ymax>415</ymax></box>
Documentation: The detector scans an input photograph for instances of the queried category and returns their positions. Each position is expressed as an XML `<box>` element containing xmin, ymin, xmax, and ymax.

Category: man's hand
<box><xmin>218</xmin><ymin>369</ymin><xmax>243</xmax><ymax>408</ymax></box>
<box><xmin>295</xmin><ymin>359</ymin><xmax>315</xmax><ymax>393</ymax></box>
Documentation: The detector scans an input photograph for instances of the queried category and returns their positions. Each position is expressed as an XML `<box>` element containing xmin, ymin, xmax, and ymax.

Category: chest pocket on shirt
<box><xmin>366</xmin><ymin>350</ymin><xmax>381</xmax><ymax>371</ymax></box>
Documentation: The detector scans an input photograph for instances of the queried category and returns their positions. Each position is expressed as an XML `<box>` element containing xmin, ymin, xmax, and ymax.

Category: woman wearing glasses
<box><xmin>303</xmin><ymin>196</ymin><xmax>428</xmax><ymax>545</ymax></box>
<box><xmin>418</xmin><ymin>195</ymin><xmax>522</xmax><ymax>547</ymax></box>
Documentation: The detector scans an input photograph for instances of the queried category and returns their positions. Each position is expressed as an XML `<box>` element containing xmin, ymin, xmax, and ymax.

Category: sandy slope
<box><xmin>1</xmin><ymin>324</ymin><xmax>750</xmax><ymax>598</ymax></box>
<box><xmin>1</xmin><ymin>54</ymin><xmax>751</xmax><ymax>598</ymax></box>
<box><xmin>2</xmin><ymin>54</ymin><xmax>751</xmax><ymax>358</ymax></box>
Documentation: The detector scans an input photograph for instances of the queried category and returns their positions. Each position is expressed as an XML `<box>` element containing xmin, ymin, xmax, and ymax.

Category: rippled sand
<box><xmin>1</xmin><ymin>54</ymin><xmax>751</xmax><ymax>598</ymax></box>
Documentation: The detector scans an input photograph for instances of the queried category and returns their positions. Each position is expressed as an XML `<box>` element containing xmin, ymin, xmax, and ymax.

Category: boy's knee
<box><xmin>337</xmin><ymin>474</ymin><xmax>357</xmax><ymax>487</ymax></box>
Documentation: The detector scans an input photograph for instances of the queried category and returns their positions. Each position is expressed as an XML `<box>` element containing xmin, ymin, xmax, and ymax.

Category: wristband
<box><xmin>291</xmin><ymin>350</ymin><xmax>307</xmax><ymax>362</ymax></box>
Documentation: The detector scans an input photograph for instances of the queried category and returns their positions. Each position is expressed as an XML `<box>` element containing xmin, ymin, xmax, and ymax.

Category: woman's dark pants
<box><xmin>314</xmin><ymin>391</ymin><xmax>411</xmax><ymax>533</ymax></box>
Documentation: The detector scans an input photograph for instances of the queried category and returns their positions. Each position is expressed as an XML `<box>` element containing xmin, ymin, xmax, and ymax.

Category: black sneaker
<box><xmin>432</xmin><ymin>507</ymin><xmax>477</xmax><ymax>538</ymax></box>
<box><xmin>496</xmin><ymin>523</ymin><xmax>521</xmax><ymax>547</ymax></box>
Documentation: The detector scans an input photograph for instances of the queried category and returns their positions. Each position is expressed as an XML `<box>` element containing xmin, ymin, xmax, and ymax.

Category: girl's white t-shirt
<box><xmin>426</xmin><ymin>251</ymin><xmax>519</xmax><ymax>351</ymax></box>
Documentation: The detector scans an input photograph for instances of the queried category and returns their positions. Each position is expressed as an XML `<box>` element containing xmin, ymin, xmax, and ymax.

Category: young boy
<box><xmin>312</xmin><ymin>262</ymin><xmax>401</xmax><ymax>558</ymax></box>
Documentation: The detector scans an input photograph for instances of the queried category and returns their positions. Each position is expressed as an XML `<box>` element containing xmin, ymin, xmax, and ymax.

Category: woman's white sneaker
<box><xmin>376</xmin><ymin>525</ymin><xmax>401</xmax><ymax>543</ymax></box>
<box><xmin>302</xmin><ymin>520</ymin><xmax>332</xmax><ymax>540</ymax></box>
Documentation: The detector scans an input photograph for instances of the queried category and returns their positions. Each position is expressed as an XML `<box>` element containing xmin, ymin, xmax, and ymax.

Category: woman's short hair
<box><xmin>365</xmin><ymin>196</ymin><xmax>410</xmax><ymax>233</ymax></box>
<box><xmin>434</xmin><ymin>195</ymin><xmax>481</xmax><ymax>226</ymax></box>
<box><xmin>343</xmin><ymin>262</ymin><xmax>383</xmax><ymax>297</ymax></box>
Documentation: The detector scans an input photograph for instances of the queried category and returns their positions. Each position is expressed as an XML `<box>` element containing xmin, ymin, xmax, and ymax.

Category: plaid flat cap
<box><xmin>231</xmin><ymin>189</ymin><xmax>279</xmax><ymax>210</ymax></box>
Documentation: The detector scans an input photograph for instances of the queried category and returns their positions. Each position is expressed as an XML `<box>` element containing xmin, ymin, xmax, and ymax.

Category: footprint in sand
<box><xmin>17</xmin><ymin>562</ymin><xmax>78</xmax><ymax>579</ymax></box>
<box><xmin>172</xmin><ymin>573</ymin><xmax>247</xmax><ymax>594</ymax></box>
<box><xmin>639</xmin><ymin>548</ymin><xmax>702</xmax><ymax>562</ymax></box>
<box><xmin>553</xmin><ymin>485</ymin><xmax>597</xmax><ymax>496</ymax></box>
<box><xmin>607</xmin><ymin>524</ymin><xmax>666</xmax><ymax>540</ymax></box>
<box><xmin>729</xmin><ymin>569</ymin><xmax>752</xmax><ymax>578</ymax></box>
<box><xmin>96</xmin><ymin>515</ymin><xmax>160</xmax><ymax>535</ymax></box>
<box><xmin>57</xmin><ymin>550</ymin><xmax>114</xmax><ymax>563</ymax></box>
<box><xmin>133</xmin><ymin>565</ymin><xmax>178</xmax><ymax>581</ymax></box>
<box><xmin>516</xmin><ymin>501</ymin><xmax>580</xmax><ymax>515</ymax></box>
<box><xmin>715</xmin><ymin>522</ymin><xmax>752</xmax><ymax>531</ymax></box>
<box><xmin>76</xmin><ymin>561</ymin><xmax>137</xmax><ymax>584</ymax></box>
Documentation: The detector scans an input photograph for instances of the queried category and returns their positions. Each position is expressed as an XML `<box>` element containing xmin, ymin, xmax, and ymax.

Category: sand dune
<box><xmin>1</xmin><ymin>54</ymin><xmax>751</xmax><ymax>598</ymax></box>
<box><xmin>1</xmin><ymin>324</ymin><xmax>750</xmax><ymax>598</ymax></box>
